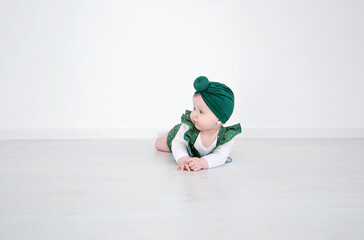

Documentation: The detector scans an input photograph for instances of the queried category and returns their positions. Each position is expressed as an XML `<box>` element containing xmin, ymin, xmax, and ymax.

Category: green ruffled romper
<box><xmin>167</xmin><ymin>110</ymin><xmax>242</xmax><ymax>163</ymax></box>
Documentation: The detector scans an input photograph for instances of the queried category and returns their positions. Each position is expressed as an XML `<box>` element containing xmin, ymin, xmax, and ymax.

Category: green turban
<box><xmin>193</xmin><ymin>76</ymin><xmax>235</xmax><ymax>124</ymax></box>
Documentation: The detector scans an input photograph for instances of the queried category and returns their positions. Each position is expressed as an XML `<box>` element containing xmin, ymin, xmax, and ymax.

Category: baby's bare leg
<box><xmin>155</xmin><ymin>133</ymin><xmax>171</xmax><ymax>152</ymax></box>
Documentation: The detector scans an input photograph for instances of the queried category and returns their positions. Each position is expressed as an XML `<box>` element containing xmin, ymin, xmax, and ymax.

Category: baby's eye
<box><xmin>199</xmin><ymin>110</ymin><xmax>204</xmax><ymax>114</ymax></box>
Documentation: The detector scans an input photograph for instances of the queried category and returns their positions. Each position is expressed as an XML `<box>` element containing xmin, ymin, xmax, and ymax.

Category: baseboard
<box><xmin>0</xmin><ymin>128</ymin><xmax>364</xmax><ymax>140</ymax></box>
<box><xmin>0</xmin><ymin>128</ymin><xmax>162</xmax><ymax>140</ymax></box>
<box><xmin>242</xmin><ymin>128</ymin><xmax>364</xmax><ymax>138</ymax></box>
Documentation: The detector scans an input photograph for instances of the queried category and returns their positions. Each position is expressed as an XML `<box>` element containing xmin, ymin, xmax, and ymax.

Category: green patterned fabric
<box><xmin>167</xmin><ymin>110</ymin><xmax>241</xmax><ymax>163</ymax></box>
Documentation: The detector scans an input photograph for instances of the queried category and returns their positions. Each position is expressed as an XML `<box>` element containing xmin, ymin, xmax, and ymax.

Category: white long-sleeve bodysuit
<box><xmin>171</xmin><ymin>123</ymin><xmax>235</xmax><ymax>169</ymax></box>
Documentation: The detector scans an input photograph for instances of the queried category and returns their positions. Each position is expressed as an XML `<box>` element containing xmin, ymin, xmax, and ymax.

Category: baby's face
<box><xmin>191</xmin><ymin>94</ymin><xmax>222</xmax><ymax>132</ymax></box>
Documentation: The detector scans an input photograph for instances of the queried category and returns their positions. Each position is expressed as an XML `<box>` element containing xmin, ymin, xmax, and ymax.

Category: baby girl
<box><xmin>155</xmin><ymin>76</ymin><xmax>241</xmax><ymax>171</ymax></box>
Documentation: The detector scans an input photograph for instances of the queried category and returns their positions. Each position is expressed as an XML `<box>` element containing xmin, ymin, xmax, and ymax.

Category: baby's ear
<box><xmin>217</xmin><ymin>120</ymin><xmax>223</xmax><ymax>126</ymax></box>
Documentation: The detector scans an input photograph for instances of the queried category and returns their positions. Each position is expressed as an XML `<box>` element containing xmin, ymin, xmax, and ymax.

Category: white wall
<box><xmin>1</xmin><ymin>0</ymin><xmax>363</xmax><ymax>139</ymax></box>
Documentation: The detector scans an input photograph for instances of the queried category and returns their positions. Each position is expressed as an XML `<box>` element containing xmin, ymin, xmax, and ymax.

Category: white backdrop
<box><xmin>1</xmin><ymin>0</ymin><xmax>363</xmax><ymax>139</ymax></box>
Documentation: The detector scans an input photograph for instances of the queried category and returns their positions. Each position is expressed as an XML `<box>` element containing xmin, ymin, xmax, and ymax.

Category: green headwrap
<box><xmin>193</xmin><ymin>76</ymin><xmax>235</xmax><ymax>124</ymax></box>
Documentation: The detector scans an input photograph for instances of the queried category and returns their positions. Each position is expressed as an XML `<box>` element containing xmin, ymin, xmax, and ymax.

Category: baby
<box><xmin>155</xmin><ymin>76</ymin><xmax>242</xmax><ymax>171</ymax></box>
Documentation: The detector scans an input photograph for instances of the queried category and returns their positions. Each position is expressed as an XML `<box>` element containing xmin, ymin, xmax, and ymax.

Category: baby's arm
<box><xmin>201</xmin><ymin>139</ymin><xmax>235</xmax><ymax>169</ymax></box>
<box><xmin>186</xmin><ymin>139</ymin><xmax>235</xmax><ymax>171</ymax></box>
<box><xmin>171</xmin><ymin>124</ymin><xmax>192</xmax><ymax>171</ymax></box>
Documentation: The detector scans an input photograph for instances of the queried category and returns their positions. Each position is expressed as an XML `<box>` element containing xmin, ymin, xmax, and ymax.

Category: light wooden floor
<box><xmin>0</xmin><ymin>139</ymin><xmax>363</xmax><ymax>240</ymax></box>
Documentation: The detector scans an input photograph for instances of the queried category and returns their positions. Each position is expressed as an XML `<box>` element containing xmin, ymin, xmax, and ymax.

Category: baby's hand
<box><xmin>176</xmin><ymin>156</ymin><xmax>192</xmax><ymax>172</ymax></box>
<box><xmin>187</xmin><ymin>157</ymin><xmax>204</xmax><ymax>171</ymax></box>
